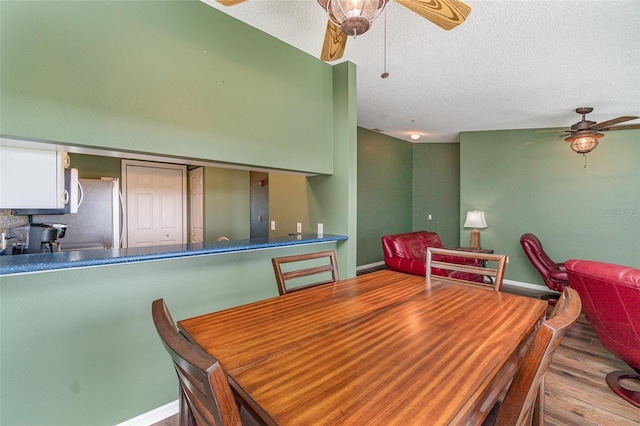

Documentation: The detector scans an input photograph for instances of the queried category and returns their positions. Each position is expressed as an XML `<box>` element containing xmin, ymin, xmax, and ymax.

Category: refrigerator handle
<box><xmin>77</xmin><ymin>181</ymin><xmax>84</xmax><ymax>209</ymax></box>
<box><xmin>118</xmin><ymin>190</ymin><xmax>125</xmax><ymax>246</ymax></box>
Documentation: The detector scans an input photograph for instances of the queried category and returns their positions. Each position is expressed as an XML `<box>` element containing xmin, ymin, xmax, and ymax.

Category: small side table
<box><xmin>454</xmin><ymin>247</ymin><xmax>494</xmax><ymax>255</ymax></box>
<box><xmin>454</xmin><ymin>247</ymin><xmax>495</xmax><ymax>283</ymax></box>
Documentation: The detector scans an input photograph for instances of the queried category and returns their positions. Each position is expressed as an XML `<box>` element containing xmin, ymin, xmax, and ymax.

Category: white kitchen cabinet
<box><xmin>0</xmin><ymin>144</ymin><xmax>68</xmax><ymax>209</ymax></box>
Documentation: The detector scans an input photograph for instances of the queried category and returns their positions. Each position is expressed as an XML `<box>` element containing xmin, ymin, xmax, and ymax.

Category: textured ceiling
<box><xmin>201</xmin><ymin>0</ymin><xmax>640</xmax><ymax>143</ymax></box>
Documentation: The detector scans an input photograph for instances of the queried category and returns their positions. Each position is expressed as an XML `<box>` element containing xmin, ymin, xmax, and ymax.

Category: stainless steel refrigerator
<box><xmin>34</xmin><ymin>178</ymin><xmax>121</xmax><ymax>251</ymax></box>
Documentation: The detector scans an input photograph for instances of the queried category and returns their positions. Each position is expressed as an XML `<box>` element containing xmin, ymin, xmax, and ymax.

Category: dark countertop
<box><xmin>0</xmin><ymin>233</ymin><xmax>348</xmax><ymax>276</ymax></box>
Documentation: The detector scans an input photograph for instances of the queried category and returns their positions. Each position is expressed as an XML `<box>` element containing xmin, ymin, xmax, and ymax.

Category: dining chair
<box><xmin>271</xmin><ymin>250</ymin><xmax>339</xmax><ymax>295</ymax></box>
<box><xmin>152</xmin><ymin>299</ymin><xmax>242</xmax><ymax>426</ymax></box>
<box><xmin>483</xmin><ymin>288</ymin><xmax>581</xmax><ymax>425</ymax></box>
<box><xmin>426</xmin><ymin>247</ymin><xmax>508</xmax><ymax>291</ymax></box>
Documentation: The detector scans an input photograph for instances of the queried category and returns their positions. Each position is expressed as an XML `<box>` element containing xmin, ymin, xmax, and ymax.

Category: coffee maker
<box><xmin>27</xmin><ymin>224</ymin><xmax>62</xmax><ymax>253</ymax></box>
<box><xmin>5</xmin><ymin>223</ymin><xmax>66</xmax><ymax>254</ymax></box>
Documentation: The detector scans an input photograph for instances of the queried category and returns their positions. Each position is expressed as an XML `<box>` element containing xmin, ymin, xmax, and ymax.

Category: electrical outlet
<box><xmin>270</xmin><ymin>221</ymin><xmax>276</xmax><ymax>231</ymax></box>
<box><xmin>296</xmin><ymin>223</ymin><xmax>302</xmax><ymax>234</ymax></box>
<box><xmin>428</xmin><ymin>214</ymin><xmax>432</xmax><ymax>220</ymax></box>
<box><xmin>317</xmin><ymin>223</ymin><xmax>323</xmax><ymax>234</ymax></box>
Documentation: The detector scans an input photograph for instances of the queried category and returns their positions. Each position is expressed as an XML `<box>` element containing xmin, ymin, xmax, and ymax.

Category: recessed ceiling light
<box><xmin>410</xmin><ymin>133</ymin><xmax>420</xmax><ymax>140</ymax></box>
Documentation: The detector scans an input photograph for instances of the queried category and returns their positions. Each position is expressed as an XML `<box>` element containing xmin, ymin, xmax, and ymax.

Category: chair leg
<box><xmin>540</xmin><ymin>293</ymin><xmax>559</xmax><ymax>306</ymax></box>
<box><xmin>606</xmin><ymin>371</ymin><xmax>640</xmax><ymax>408</ymax></box>
<box><xmin>532</xmin><ymin>380</ymin><xmax>544</xmax><ymax>426</ymax></box>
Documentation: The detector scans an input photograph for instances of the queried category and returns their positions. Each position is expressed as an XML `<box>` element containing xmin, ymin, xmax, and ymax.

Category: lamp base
<box><xmin>469</xmin><ymin>229</ymin><xmax>481</xmax><ymax>250</ymax></box>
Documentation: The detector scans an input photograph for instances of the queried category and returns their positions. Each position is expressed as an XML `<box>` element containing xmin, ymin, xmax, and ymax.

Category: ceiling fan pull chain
<box><xmin>381</xmin><ymin>7</ymin><xmax>389</xmax><ymax>79</ymax></box>
<box><xmin>583</xmin><ymin>154</ymin><xmax>588</xmax><ymax>170</ymax></box>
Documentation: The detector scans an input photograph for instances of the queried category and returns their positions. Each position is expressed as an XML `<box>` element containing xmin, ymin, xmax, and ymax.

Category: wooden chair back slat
<box><xmin>272</xmin><ymin>250</ymin><xmax>339</xmax><ymax>295</ymax></box>
<box><xmin>427</xmin><ymin>247</ymin><xmax>508</xmax><ymax>291</ymax></box>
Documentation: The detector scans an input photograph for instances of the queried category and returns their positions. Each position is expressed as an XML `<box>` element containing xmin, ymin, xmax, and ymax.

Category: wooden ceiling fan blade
<box><xmin>593</xmin><ymin>116</ymin><xmax>639</xmax><ymax>129</ymax></box>
<box><xmin>536</xmin><ymin>128</ymin><xmax>571</xmax><ymax>134</ymax></box>
<box><xmin>600</xmin><ymin>123</ymin><xmax>640</xmax><ymax>131</ymax></box>
<box><xmin>216</xmin><ymin>0</ymin><xmax>248</xmax><ymax>5</ymax></box>
<box><xmin>394</xmin><ymin>0</ymin><xmax>471</xmax><ymax>30</ymax></box>
<box><xmin>525</xmin><ymin>135</ymin><xmax>564</xmax><ymax>146</ymax></box>
<box><xmin>320</xmin><ymin>20</ymin><xmax>347</xmax><ymax>62</ymax></box>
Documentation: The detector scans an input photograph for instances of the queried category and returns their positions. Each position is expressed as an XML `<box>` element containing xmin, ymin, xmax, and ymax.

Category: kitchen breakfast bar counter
<box><xmin>0</xmin><ymin>233</ymin><xmax>348</xmax><ymax>276</ymax></box>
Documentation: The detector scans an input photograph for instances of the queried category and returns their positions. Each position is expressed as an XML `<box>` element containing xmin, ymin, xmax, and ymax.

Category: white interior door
<box><xmin>189</xmin><ymin>167</ymin><xmax>204</xmax><ymax>243</ymax></box>
<box><xmin>122</xmin><ymin>160</ymin><xmax>187</xmax><ymax>247</ymax></box>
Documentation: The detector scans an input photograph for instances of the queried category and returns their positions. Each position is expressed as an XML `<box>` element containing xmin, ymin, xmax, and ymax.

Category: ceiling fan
<box><xmin>215</xmin><ymin>0</ymin><xmax>472</xmax><ymax>62</ymax></box>
<box><xmin>541</xmin><ymin>107</ymin><xmax>640</xmax><ymax>155</ymax></box>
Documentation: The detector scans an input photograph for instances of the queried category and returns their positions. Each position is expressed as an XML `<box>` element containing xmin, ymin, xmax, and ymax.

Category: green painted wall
<box><xmin>0</xmin><ymin>0</ymin><xmax>333</xmax><ymax>174</ymax></box>
<box><xmin>203</xmin><ymin>167</ymin><xmax>250</xmax><ymax>241</ymax></box>
<box><xmin>0</xmin><ymin>1</ymin><xmax>357</xmax><ymax>424</ymax></box>
<box><xmin>460</xmin><ymin>128</ymin><xmax>640</xmax><ymax>287</ymax></box>
<box><xmin>0</xmin><ymin>243</ymin><xmax>337</xmax><ymax>425</ymax></box>
<box><xmin>269</xmin><ymin>174</ymin><xmax>310</xmax><ymax>237</ymax></box>
<box><xmin>69</xmin><ymin>154</ymin><xmax>121</xmax><ymax>179</ymax></box>
<box><xmin>412</xmin><ymin>143</ymin><xmax>461</xmax><ymax>247</ymax></box>
<box><xmin>308</xmin><ymin>62</ymin><xmax>358</xmax><ymax>277</ymax></box>
<box><xmin>356</xmin><ymin>128</ymin><xmax>413</xmax><ymax>265</ymax></box>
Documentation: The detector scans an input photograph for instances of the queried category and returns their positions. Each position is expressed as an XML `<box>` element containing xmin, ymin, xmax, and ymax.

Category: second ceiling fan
<box><xmin>539</xmin><ymin>107</ymin><xmax>640</xmax><ymax>155</ymax></box>
<box><xmin>216</xmin><ymin>0</ymin><xmax>472</xmax><ymax>62</ymax></box>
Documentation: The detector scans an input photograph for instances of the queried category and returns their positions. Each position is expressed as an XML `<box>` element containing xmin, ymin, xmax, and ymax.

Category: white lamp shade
<box><xmin>464</xmin><ymin>210</ymin><xmax>488</xmax><ymax>229</ymax></box>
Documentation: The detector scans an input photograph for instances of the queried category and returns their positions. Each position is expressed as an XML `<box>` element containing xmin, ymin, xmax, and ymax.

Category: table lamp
<box><xmin>464</xmin><ymin>210</ymin><xmax>488</xmax><ymax>250</ymax></box>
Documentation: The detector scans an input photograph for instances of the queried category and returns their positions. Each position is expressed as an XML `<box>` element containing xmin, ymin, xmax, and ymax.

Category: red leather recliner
<box><xmin>566</xmin><ymin>259</ymin><xmax>640</xmax><ymax>408</ymax></box>
<box><xmin>520</xmin><ymin>233</ymin><xmax>569</xmax><ymax>292</ymax></box>
<box><xmin>381</xmin><ymin>231</ymin><xmax>481</xmax><ymax>280</ymax></box>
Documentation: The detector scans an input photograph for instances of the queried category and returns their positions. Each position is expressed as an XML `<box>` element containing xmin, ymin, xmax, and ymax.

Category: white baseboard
<box><xmin>356</xmin><ymin>262</ymin><xmax>552</xmax><ymax>293</ymax></box>
<box><xmin>503</xmin><ymin>278</ymin><xmax>558</xmax><ymax>293</ymax></box>
<box><xmin>116</xmin><ymin>400</ymin><xmax>179</xmax><ymax>426</ymax></box>
<box><xmin>356</xmin><ymin>260</ymin><xmax>385</xmax><ymax>271</ymax></box>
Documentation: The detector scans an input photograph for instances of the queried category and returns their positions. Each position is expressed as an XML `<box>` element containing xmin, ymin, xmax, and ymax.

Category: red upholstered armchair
<box><xmin>566</xmin><ymin>259</ymin><xmax>640</xmax><ymax>408</ymax></box>
<box><xmin>381</xmin><ymin>231</ymin><xmax>481</xmax><ymax>280</ymax></box>
<box><xmin>520</xmin><ymin>233</ymin><xmax>569</xmax><ymax>292</ymax></box>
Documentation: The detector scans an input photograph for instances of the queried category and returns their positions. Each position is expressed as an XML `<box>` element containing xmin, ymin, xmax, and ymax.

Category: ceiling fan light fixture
<box><xmin>565</xmin><ymin>131</ymin><xmax>603</xmax><ymax>154</ymax></box>
<box><xmin>326</xmin><ymin>0</ymin><xmax>388</xmax><ymax>36</ymax></box>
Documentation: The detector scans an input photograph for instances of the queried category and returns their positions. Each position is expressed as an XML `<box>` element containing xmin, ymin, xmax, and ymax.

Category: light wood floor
<box><xmin>543</xmin><ymin>310</ymin><xmax>640</xmax><ymax>425</ymax></box>
<box><xmin>153</xmin><ymin>279</ymin><xmax>640</xmax><ymax>426</ymax></box>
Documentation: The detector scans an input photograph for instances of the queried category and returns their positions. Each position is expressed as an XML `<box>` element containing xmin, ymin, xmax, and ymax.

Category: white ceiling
<box><xmin>201</xmin><ymin>0</ymin><xmax>640</xmax><ymax>143</ymax></box>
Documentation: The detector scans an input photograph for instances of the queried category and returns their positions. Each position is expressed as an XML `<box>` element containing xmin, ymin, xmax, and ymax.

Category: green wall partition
<box><xmin>0</xmin><ymin>243</ymin><xmax>338</xmax><ymax>425</ymax></box>
<box><xmin>356</xmin><ymin>128</ymin><xmax>413</xmax><ymax>265</ymax></box>
<box><xmin>412</xmin><ymin>143</ymin><xmax>461</xmax><ymax>248</ymax></box>
<box><xmin>0</xmin><ymin>0</ymin><xmax>334</xmax><ymax>174</ymax></box>
<box><xmin>460</xmin><ymin>128</ymin><xmax>640</xmax><ymax>287</ymax></box>
<box><xmin>0</xmin><ymin>1</ymin><xmax>357</xmax><ymax>424</ymax></box>
<box><xmin>308</xmin><ymin>62</ymin><xmax>358</xmax><ymax>278</ymax></box>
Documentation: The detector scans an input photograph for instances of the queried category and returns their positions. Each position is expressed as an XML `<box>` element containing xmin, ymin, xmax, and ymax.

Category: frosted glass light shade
<box><xmin>325</xmin><ymin>0</ymin><xmax>388</xmax><ymax>36</ymax></box>
<box><xmin>464</xmin><ymin>210</ymin><xmax>488</xmax><ymax>229</ymax></box>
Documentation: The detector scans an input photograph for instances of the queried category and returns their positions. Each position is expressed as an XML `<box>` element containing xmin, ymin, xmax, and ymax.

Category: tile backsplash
<box><xmin>0</xmin><ymin>210</ymin><xmax>28</xmax><ymax>231</ymax></box>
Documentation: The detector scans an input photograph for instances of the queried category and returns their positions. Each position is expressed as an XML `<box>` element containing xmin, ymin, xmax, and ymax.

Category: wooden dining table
<box><xmin>178</xmin><ymin>270</ymin><xmax>547</xmax><ymax>425</ymax></box>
